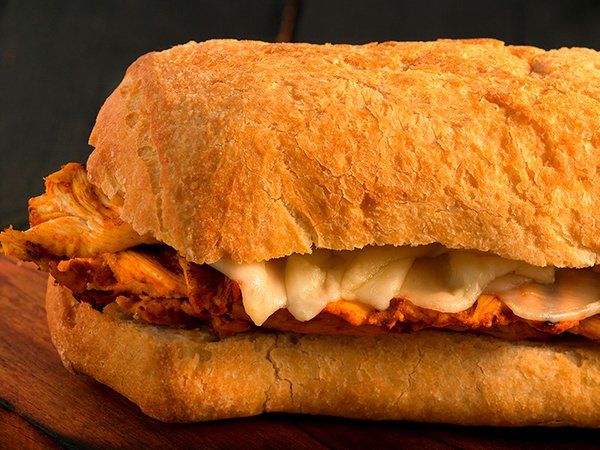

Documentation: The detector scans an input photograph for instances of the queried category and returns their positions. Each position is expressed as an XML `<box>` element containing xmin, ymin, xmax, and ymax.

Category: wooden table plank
<box><xmin>424</xmin><ymin>424</ymin><xmax>600</xmax><ymax>450</ymax></box>
<box><xmin>293</xmin><ymin>416</ymin><xmax>455</xmax><ymax>449</ymax></box>
<box><xmin>1</xmin><ymin>254</ymin><xmax>600</xmax><ymax>448</ymax></box>
<box><xmin>0</xmin><ymin>406</ymin><xmax>61</xmax><ymax>450</ymax></box>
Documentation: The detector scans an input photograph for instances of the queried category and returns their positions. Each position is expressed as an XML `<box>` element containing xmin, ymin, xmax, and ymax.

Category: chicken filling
<box><xmin>2</xmin><ymin>163</ymin><xmax>600</xmax><ymax>341</ymax></box>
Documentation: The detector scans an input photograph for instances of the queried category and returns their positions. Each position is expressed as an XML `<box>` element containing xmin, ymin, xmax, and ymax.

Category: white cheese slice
<box><xmin>284</xmin><ymin>246</ymin><xmax>426</xmax><ymax>320</ymax></box>
<box><xmin>396</xmin><ymin>251</ymin><xmax>521</xmax><ymax>313</ymax></box>
<box><xmin>285</xmin><ymin>251</ymin><xmax>341</xmax><ymax>321</ymax></box>
<box><xmin>497</xmin><ymin>269</ymin><xmax>600</xmax><ymax>322</ymax></box>
<box><xmin>211</xmin><ymin>245</ymin><xmax>597</xmax><ymax>326</ymax></box>
<box><xmin>349</xmin><ymin>258</ymin><xmax>416</xmax><ymax>310</ymax></box>
<box><xmin>339</xmin><ymin>245</ymin><xmax>433</xmax><ymax>310</ymax></box>
<box><xmin>483</xmin><ymin>274</ymin><xmax>531</xmax><ymax>294</ymax></box>
<box><xmin>211</xmin><ymin>258</ymin><xmax>287</xmax><ymax>325</ymax></box>
<box><xmin>514</xmin><ymin>265</ymin><xmax>555</xmax><ymax>284</ymax></box>
<box><xmin>339</xmin><ymin>245</ymin><xmax>431</xmax><ymax>294</ymax></box>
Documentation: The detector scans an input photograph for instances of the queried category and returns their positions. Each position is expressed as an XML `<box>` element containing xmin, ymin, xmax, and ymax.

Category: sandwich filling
<box><xmin>3</xmin><ymin>163</ymin><xmax>600</xmax><ymax>341</ymax></box>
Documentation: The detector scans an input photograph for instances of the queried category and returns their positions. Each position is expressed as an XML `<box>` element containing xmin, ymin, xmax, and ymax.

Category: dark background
<box><xmin>2</xmin><ymin>0</ymin><xmax>600</xmax><ymax>229</ymax></box>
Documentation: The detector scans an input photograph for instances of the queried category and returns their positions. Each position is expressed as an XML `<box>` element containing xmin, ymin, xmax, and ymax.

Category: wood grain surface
<box><xmin>1</xmin><ymin>255</ymin><xmax>599</xmax><ymax>449</ymax></box>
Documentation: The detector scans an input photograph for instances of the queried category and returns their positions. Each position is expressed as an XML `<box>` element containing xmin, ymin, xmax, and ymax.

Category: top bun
<box><xmin>88</xmin><ymin>39</ymin><xmax>600</xmax><ymax>267</ymax></box>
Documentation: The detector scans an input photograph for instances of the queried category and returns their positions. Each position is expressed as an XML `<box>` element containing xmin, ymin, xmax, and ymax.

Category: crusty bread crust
<box><xmin>88</xmin><ymin>39</ymin><xmax>600</xmax><ymax>267</ymax></box>
<box><xmin>47</xmin><ymin>278</ymin><xmax>600</xmax><ymax>425</ymax></box>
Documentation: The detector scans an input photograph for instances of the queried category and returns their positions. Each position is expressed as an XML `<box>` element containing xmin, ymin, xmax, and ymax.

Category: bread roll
<box><xmin>47</xmin><ymin>278</ymin><xmax>600</xmax><ymax>425</ymax></box>
<box><xmin>88</xmin><ymin>39</ymin><xmax>600</xmax><ymax>267</ymax></box>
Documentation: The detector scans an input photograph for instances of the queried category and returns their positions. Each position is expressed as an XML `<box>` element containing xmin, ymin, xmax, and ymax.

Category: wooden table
<box><xmin>0</xmin><ymin>255</ymin><xmax>599</xmax><ymax>448</ymax></box>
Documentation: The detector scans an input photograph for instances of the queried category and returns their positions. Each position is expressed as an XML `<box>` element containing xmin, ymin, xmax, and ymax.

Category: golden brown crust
<box><xmin>46</xmin><ymin>278</ymin><xmax>276</xmax><ymax>422</ymax></box>
<box><xmin>47</xmin><ymin>278</ymin><xmax>600</xmax><ymax>425</ymax></box>
<box><xmin>89</xmin><ymin>39</ymin><xmax>600</xmax><ymax>267</ymax></box>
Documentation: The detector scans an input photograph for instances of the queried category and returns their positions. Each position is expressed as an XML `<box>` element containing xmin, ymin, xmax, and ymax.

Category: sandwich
<box><xmin>2</xmin><ymin>38</ymin><xmax>600</xmax><ymax>426</ymax></box>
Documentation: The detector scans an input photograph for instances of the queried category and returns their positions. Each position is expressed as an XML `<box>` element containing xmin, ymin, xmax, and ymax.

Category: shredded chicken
<box><xmin>41</xmin><ymin>246</ymin><xmax>600</xmax><ymax>340</ymax></box>
<box><xmin>2</xmin><ymin>164</ymin><xmax>599</xmax><ymax>341</ymax></box>
<box><xmin>0</xmin><ymin>163</ymin><xmax>155</xmax><ymax>264</ymax></box>
<box><xmin>50</xmin><ymin>246</ymin><xmax>188</xmax><ymax>299</ymax></box>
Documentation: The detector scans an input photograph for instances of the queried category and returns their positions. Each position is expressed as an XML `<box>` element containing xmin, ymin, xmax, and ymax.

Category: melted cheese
<box><xmin>397</xmin><ymin>252</ymin><xmax>519</xmax><ymax>313</ymax></box>
<box><xmin>499</xmin><ymin>269</ymin><xmax>600</xmax><ymax>322</ymax></box>
<box><xmin>283</xmin><ymin>245</ymin><xmax>432</xmax><ymax>321</ymax></box>
<box><xmin>211</xmin><ymin>259</ymin><xmax>287</xmax><ymax>325</ymax></box>
<box><xmin>209</xmin><ymin>245</ymin><xmax>600</xmax><ymax>326</ymax></box>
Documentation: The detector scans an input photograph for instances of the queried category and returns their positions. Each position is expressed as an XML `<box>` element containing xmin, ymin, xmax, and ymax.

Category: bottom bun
<box><xmin>46</xmin><ymin>277</ymin><xmax>600</xmax><ymax>426</ymax></box>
